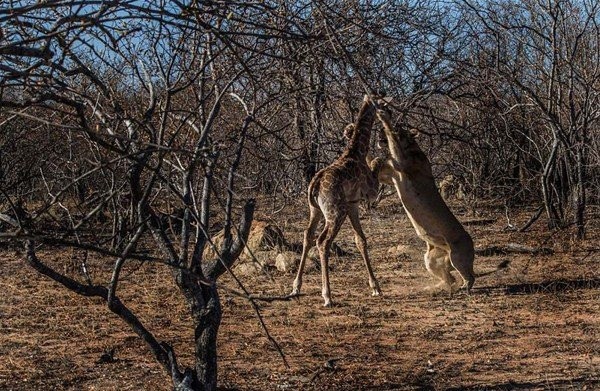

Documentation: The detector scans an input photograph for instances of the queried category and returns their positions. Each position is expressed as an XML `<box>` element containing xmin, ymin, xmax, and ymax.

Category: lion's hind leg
<box><xmin>424</xmin><ymin>244</ymin><xmax>455</xmax><ymax>293</ymax></box>
<box><xmin>448</xmin><ymin>236</ymin><xmax>475</xmax><ymax>294</ymax></box>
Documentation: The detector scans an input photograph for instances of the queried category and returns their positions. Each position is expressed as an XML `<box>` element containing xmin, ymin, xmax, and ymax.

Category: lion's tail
<box><xmin>475</xmin><ymin>260</ymin><xmax>510</xmax><ymax>277</ymax></box>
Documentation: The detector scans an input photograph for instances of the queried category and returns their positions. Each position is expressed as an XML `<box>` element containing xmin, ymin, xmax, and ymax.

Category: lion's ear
<box><xmin>343</xmin><ymin>123</ymin><xmax>355</xmax><ymax>139</ymax></box>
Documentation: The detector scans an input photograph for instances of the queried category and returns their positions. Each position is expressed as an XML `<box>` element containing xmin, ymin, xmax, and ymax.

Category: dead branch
<box><xmin>519</xmin><ymin>205</ymin><xmax>544</xmax><ymax>232</ymax></box>
<box><xmin>24</xmin><ymin>240</ymin><xmax>180</xmax><ymax>379</ymax></box>
<box><xmin>475</xmin><ymin>243</ymin><xmax>554</xmax><ymax>256</ymax></box>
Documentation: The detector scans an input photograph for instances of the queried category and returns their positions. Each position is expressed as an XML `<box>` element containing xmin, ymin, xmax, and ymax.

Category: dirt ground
<box><xmin>1</xmin><ymin>197</ymin><xmax>600</xmax><ymax>390</ymax></box>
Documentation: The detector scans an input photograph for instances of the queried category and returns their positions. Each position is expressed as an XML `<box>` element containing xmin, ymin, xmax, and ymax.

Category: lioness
<box><xmin>374</xmin><ymin>104</ymin><xmax>475</xmax><ymax>293</ymax></box>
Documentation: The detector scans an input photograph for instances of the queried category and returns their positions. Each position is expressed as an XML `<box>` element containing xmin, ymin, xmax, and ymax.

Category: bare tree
<box><xmin>5</xmin><ymin>1</ymin><xmax>598</xmax><ymax>389</ymax></box>
<box><xmin>459</xmin><ymin>0</ymin><xmax>600</xmax><ymax>237</ymax></box>
<box><xmin>0</xmin><ymin>2</ymin><xmax>311</xmax><ymax>389</ymax></box>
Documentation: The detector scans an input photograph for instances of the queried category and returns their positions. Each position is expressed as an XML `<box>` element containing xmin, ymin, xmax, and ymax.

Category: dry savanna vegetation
<box><xmin>1</xmin><ymin>1</ymin><xmax>600</xmax><ymax>390</ymax></box>
<box><xmin>2</xmin><ymin>201</ymin><xmax>600</xmax><ymax>390</ymax></box>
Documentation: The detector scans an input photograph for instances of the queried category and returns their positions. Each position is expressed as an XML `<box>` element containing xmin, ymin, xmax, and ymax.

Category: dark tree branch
<box><xmin>24</xmin><ymin>240</ymin><xmax>182</xmax><ymax>380</ymax></box>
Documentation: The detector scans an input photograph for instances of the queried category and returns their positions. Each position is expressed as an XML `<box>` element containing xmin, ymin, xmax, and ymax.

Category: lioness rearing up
<box><xmin>375</xmin><ymin>103</ymin><xmax>475</xmax><ymax>293</ymax></box>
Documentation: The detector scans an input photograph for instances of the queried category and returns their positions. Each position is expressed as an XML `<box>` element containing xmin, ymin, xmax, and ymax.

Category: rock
<box><xmin>234</xmin><ymin>261</ymin><xmax>264</xmax><ymax>276</ymax></box>
<box><xmin>307</xmin><ymin>242</ymin><xmax>349</xmax><ymax>259</ymax></box>
<box><xmin>275</xmin><ymin>251</ymin><xmax>297</xmax><ymax>272</ymax></box>
<box><xmin>251</xmin><ymin>250</ymin><xmax>278</xmax><ymax>267</ymax></box>
<box><xmin>203</xmin><ymin>220</ymin><xmax>289</xmax><ymax>261</ymax></box>
<box><xmin>273</xmin><ymin>251</ymin><xmax>319</xmax><ymax>273</ymax></box>
<box><xmin>244</xmin><ymin>220</ymin><xmax>288</xmax><ymax>254</ymax></box>
<box><xmin>308</xmin><ymin>246</ymin><xmax>319</xmax><ymax>259</ymax></box>
<box><xmin>387</xmin><ymin>244</ymin><xmax>416</xmax><ymax>262</ymax></box>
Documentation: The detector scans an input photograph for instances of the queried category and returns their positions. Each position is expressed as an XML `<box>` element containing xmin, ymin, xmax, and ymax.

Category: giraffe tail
<box><xmin>307</xmin><ymin>172</ymin><xmax>323</xmax><ymax>209</ymax></box>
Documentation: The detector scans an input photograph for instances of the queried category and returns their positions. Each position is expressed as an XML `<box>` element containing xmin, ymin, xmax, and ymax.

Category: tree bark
<box><xmin>194</xmin><ymin>283</ymin><xmax>222</xmax><ymax>391</ymax></box>
<box><xmin>574</xmin><ymin>143</ymin><xmax>587</xmax><ymax>239</ymax></box>
<box><xmin>541</xmin><ymin>137</ymin><xmax>561</xmax><ymax>229</ymax></box>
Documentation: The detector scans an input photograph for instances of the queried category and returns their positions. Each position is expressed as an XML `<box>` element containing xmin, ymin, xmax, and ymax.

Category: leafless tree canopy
<box><xmin>1</xmin><ymin>1</ymin><xmax>599</xmax><ymax>390</ymax></box>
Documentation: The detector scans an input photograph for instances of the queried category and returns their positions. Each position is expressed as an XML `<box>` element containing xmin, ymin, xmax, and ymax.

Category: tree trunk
<box><xmin>309</xmin><ymin>65</ymin><xmax>325</xmax><ymax>179</ymax></box>
<box><xmin>541</xmin><ymin>137</ymin><xmax>561</xmax><ymax>229</ymax></box>
<box><xmin>574</xmin><ymin>143</ymin><xmax>587</xmax><ymax>239</ymax></box>
<box><xmin>295</xmin><ymin>107</ymin><xmax>316</xmax><ymax>185</ymax></box>
<box><xmin>193</xmin><ymin>283</ymin><xmax>222</xmax><ymax>391</ymax></box>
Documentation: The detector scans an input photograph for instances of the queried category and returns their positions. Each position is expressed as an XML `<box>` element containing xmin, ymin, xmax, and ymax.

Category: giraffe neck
<box><xmin>346</xmin><ymin>99</ymin><xmax>376</xmax><ymax>159</ymax></box>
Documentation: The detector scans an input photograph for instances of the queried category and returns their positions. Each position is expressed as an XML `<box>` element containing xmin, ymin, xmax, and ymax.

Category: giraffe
<box><xmin>374</xmin><ymin>102</ymin><xmax>475</xmax><ymax>294</ymax></box>
<box><xmin>292</xmin><ymin>94</ymin><xmax>381</xmax><ymax>307</ymax></box>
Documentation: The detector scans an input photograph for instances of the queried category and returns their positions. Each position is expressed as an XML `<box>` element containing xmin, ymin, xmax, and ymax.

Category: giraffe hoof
<box><xmin>291</xmin><ymin>281</ymin><xmax>302</xmax><ymax>296</ymax></box>
<box><xmin>372</xmin><ymin>289</ymin><xmax>381</xmax><ymax>297</ymax></box>
<box><xmin>323</xmin><ymin>300</ymin><xmax>333</xmax><ymax>308</ymax></box>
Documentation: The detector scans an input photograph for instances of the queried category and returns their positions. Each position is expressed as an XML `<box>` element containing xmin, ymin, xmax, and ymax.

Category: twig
<box><xmin>221</xmin><ymin>287</ymin><xmax>304</xmax><ymax>303</ymax></box>
<box><xmin>315</xmin><ymin>3</ymin><xmax>376</xmax><ymax>99</ymax></box>
<box><xmin>24</xmin><ymin>240</ymin><xmax>177</xmax><ymax>378</ymax></box>
<box><xmin>0</xmin><ymin>232</ymin><xmax>161</xmax><ymax>262</ymax></box>
<box><xmin>519</xmin><ymin>205</ymin><xmax>544</xmax><ymax>232</ymax></box>
<box><xmin>212</xmin><ymin>249</ymin><xmax>291</xmax><ymax>369</ymax></box>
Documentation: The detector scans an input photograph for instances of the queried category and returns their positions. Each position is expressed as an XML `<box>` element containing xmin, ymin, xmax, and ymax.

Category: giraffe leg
<box><xmin>348</xmin><ymin>204</ymin><xmax>381</xmax><ymax>297</ymax></box>
<box><xmin>316</xmin><ymin>213</ymin><xmax>345</xmax><ymax>307</ymax></box>
<box><xmin>292</xmin><ymin>205</ymin><xmax>323</xmax><ymax>295</ymax></box>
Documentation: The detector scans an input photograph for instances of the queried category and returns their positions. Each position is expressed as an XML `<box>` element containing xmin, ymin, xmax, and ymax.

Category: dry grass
<box><xmin>1</xmin><ymin>197</ymin><xmax>600</xmax><ymax>390</ymax></box>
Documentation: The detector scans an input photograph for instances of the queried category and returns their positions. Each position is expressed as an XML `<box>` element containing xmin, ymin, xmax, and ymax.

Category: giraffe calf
<box><xmin>292</xmin><ymin>95</ymin><xmax>381</xmax><ymax>307</ymax></box>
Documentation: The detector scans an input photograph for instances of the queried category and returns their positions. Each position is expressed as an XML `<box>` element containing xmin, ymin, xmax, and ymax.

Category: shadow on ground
<box><xmin>503</xmin><ymin>278</ymin><xmax>600</xmax><ymax>295</ymax></box>
<box><xmin>476</xmin><ymin>278</ymin><xmax>600</xmax><ymax>295</ymax></box>
<box><xmin>445</xmin><ymin>376</ymin><xmax>600</xmax><ymax>390</ymax></box>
